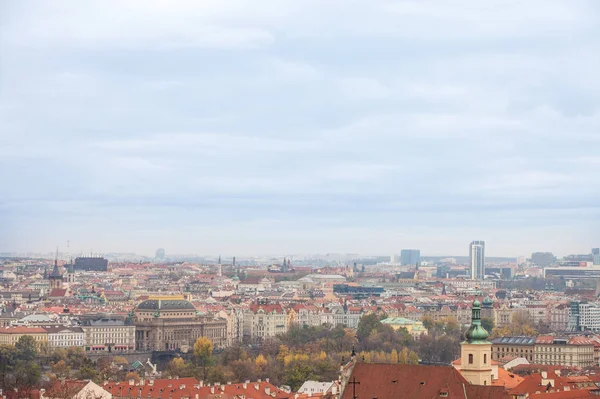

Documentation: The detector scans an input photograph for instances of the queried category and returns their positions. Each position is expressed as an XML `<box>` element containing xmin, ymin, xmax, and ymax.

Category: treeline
<box><xmin>165</xmin><ymin>314</ymin><xmax>463</xmax><ymax>390</ymax></box>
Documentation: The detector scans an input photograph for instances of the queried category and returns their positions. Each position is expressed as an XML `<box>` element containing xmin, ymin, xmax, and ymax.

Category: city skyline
<box><xmin>1</xmin><ymin>1</ymin><xmax>599</xmax><ymax>255</ymax></box>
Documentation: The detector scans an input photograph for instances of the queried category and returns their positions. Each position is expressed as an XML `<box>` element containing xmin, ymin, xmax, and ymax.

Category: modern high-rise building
<box><xmin>593</xmin><ymin>248</ymin><xmax>600</xmax><ymax>266</ymax></box>
<box><xmin>469</xmin><ymin>241</ymin><xmax>485</xmax><ymax>280</ymax></box>
<box><xmin>400</xmin><ymin>249</ymin><xmax>420</xmax><ymax>266</ymax></box>
<box><xmin>155</xmin><ymin>248</ymin><xmax>166</xmax><ymax>261</ymax></box>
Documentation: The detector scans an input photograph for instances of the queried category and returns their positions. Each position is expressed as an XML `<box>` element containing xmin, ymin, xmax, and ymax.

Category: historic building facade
<box><xmin>134</xmin><ymin>297</ymin><xmax>227</xmax><ymax>351</ymax></box>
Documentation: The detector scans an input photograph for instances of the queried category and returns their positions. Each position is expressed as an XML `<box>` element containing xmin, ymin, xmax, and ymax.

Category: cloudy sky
<box><xmin>1</xmin><ymin>1</ymin><xmax>599</xmax><ymax>258</ymax></box>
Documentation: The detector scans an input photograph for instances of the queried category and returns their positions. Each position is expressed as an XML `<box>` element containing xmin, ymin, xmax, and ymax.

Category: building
<box><xmin>549</xmin><ymin>304</ymin><xmax>569</xmax><ymax>331</ymax></box>
<box><xmin>533</xmin><ymin>336</ymin><xmax>595</xmax><ymax>367</ymax></box>
<box><xmin>44</xmin><ymin>326</ymin><xmax>84</xmax><ymax>348</ymax></box>
<box><xmin>578</xmin><ymin>302</ymin><xmax>600</xmax><ymax>332</ymax></box>
<box><xmin>400</xmin><ymin>249</ymin><xmax>420</xmax><ymax>266</ymax></box>
<box><xmin>380</xmin><ymin>317</ymin><xmax>428</xmax><ymax>338</ymax></box>
<box><xmin>341</xmin><ymin>363</ymin><xmax>509</xmax><ymax>399</ymax></box>
<box><xmin>0</xmin><ymin>326</ymin><xmax>48</xmax><ymax>346</ymax></box>
<box><xmin>593</xmin><ymin>248</ymin><xmax>600</xmax><ymax>266</ymax></box>
<box><xmin>459</xmin><ymin>299</ymin><xmax>494</xmax><ymax>386</ymax></box>
<box><xmin>243</xmin><ymin>303</ymin><xmax>287</xmax><ymax>341</ymax></box>
<box><xmin>491</xmin><ymin>336</ymin><xmax>536</xmax><ymax>362</ymax></box>
<box><xmin>155</xmin><ymin>248</ymin><xmax>165</xmax><ymax>261</ymax></box>
<box><xmin>217</xmin><ymin>306</ymin><xmax>244</xmax><ymax>346</ymax></box>
<box><xmin>82</xmin><ymin>318</ymin><xmax>135</xmax><ymax>352</ymax></box>
<box><xmin>73</xmin><ymin>256</ymin><xmax>108</xmax><ymax>272</ymax></box>
<box><xmin>333</xmin><ymin>284</ymin><xmax>384</xmax><ymax>299</ymax></box>
<box><xmin>134</xmin><ymin>297</ymin><xmax>227</xmax><ymax>351</ymax></box>
<box><xmin>469</xmin><ymin>240</ymin><xmax>485</xmax><ymax>280</ymax></box>
<box><xmin>530</xmin><ymin>252</ymin><xmax>555</xmax><ymax>267</ymax></box>
<box><xmin>41</xmin><ymin>380</ymin><xmax>112</xmax><ymax>399</ymax></box>
<box><xmin>48</xmin><ymin>260</ymin><xmax>63</xmax><ymax>290</ymax></box>
<box><xmin>544</xmin><ymin>265</ymin><xmax>600</xmax><ymax>279</ymax></box>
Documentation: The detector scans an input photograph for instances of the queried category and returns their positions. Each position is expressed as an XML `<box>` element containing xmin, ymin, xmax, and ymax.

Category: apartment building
<box><xmin>0</xmin><ymin>326</ymin><xmax>48</xmax><ymax>346</ymax></box>
<box><xmin>44</xmin><ymin>326</ymin><xmax>84</xmax><ymax>348</ymax></box>
<box><xmin>243</xmin><ymin>303</ymin><xmax>287</xmax><ymax>340</ymax></box>
<box><xmin>491</xmin><ymin>336</ymin><xmax>536</xmax><ymax>362</ymax></box>
<box><xmin>82</xmin><ymin>318</ymin><xmax>135</xmax><ymax>352</ymax></box>
<box><xmin>534</xmin><ymin>336</ymin><xmax>595</xmax><ymax>367</ymax></box>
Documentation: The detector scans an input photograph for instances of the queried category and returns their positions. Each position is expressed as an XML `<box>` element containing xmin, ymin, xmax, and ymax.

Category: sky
<box><xmin>1</xmin><ymin>0</ymin><xmax>599</xmax><ymax>258</ymax></box>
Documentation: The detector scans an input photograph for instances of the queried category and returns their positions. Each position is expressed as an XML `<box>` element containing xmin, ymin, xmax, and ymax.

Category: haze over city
<box><xmin>1</xmin><ymin>1</ymin><xmax>599</xmax><ymax>256</ymax></box>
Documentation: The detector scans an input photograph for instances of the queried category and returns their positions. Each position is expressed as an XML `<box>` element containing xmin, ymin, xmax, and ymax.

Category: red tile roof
<box><xmin>341</xmin><ymin>363</ymin><xmax>509</xmax><ymax>399</ymax></box>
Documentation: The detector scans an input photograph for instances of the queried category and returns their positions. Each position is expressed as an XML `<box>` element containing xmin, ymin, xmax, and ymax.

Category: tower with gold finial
<box><xmin>459</xmin><ymin>298</ymin><xmax>493</xmax><ymax>385</ymax></box>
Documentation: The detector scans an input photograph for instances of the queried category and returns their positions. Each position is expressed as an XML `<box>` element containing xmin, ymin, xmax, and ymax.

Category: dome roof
<box><xmin>483</xmin><ymin>296</ymin><xmax>493</xmax><ymax>305</ymax></box>
<box><xmin>137</xmin><ymin>299</ymin><xmax>195</xmax><ymax>311</ymax></box>
<box><xmin>465</xmin><ymin>324</ymin><xmax>489</xmax><ymax>342</ymax></box>
<box><xmin>472</xmin><ymin>299</ymin><xmax>481</xmax><ymax>308</ymax></box>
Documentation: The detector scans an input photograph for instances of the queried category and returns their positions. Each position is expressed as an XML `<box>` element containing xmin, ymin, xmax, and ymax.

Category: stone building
<box><xmin>134</xmin><ymin>297</ymin><xmax>227</xmax><ymax>351</ymax></box>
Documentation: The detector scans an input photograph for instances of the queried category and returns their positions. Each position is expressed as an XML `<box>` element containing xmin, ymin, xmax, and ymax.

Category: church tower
<box><xmin>460</xmin><ymin>299</ymin><xmax>493</xmax><ymax>385</ymax></box>
<box><xmin>217</xmin><ymin>255</ymin><xmax>222</xmax><ymax>277</ymax></box>
<box><xmin>67</xmin><ymin>258</ymin><xmax>75</xmax><ymax>284</ymax></box>
<box><xmin>49</xmin><ymin>256</ymin><xmax>63</xmax><ymax>290</ymax></box>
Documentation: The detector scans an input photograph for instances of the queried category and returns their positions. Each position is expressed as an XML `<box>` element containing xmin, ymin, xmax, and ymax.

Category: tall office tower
<box><xmin>400</xmin><ymin>249</ymin><xmax>421</xmax><ymax>266</ymax></box>
<box><xmin>593</xmin><ymin>248</ymin><xmax>600</xmax><ymax>266</ymax></box>
<box><xmin>155</xmin><ymin>248</ymin><xmax>166</xmax><ymax>261</ymax></box>
<box><xmin>469</xmin><ymin>240</ymin><xmax>485</xmax><ymax>280</ymax></box>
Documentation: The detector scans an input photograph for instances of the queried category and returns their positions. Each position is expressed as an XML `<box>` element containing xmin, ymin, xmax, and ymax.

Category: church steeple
<box><xmin>458</xmin><ymin>298</ymin><xmax>493</xmax><ymax>386</ymax></box>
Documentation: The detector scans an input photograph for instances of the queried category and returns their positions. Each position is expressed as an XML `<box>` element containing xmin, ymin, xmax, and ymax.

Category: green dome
<box><xmin>465</xmin><ymin>324</ymin><xmax>489</xmax><ymax>342</ymax></box>
<box><xmin>483</xmin><ymin>296</ymin><xmax>493</xmax><ymax>305</ymax></box>
<box><xmin>473</xmin><ymin>299</ymin><xmax>481</xmax><ymax>307</ymax></box>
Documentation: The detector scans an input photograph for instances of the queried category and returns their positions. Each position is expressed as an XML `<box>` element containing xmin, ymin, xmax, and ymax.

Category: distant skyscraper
<box><xmin>155</xmin><ymin>248</ymin><xmax>165</xmax><ymax>261</ymax></box>
<box><xmin>400</xmin><ymin>249</ymin><xmax>420</xmax><ymax>266</ymax></box>
<box><xmin>593</xmin><ymin>248</ymin><xmax>600</xmax><ymax>266</ymax></box>
<box><xmin>469</xmin><ymin>241</ymin><xmax>485</xmax><ymax>280</ymax></box>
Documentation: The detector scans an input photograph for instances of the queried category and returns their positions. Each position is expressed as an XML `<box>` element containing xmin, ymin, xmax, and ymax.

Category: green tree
<box><xmin>481</xmin><ymin>317</ymin><xmax>495</xmax><ymax>333</ymax></box>
<box><xmin>15</xmin><ymin>335</ymin><xmax>37</xmax><ymax>361</ymax></box>
<box><xmin>0</xmin><ymin>345</ymin><xmax>16</xmax><ymax>388</ymax></box>
<box><xmin>356</xmin><ymin>314</ymin><xmax>381</xmax><ymax>341</ymax></box>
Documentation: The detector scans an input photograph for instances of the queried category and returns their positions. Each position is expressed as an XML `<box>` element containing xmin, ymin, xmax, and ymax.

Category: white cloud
<box><xmin>1</xmin><ymin>0</ymin><xmax>599</xmax><ymax>255</ymax></box>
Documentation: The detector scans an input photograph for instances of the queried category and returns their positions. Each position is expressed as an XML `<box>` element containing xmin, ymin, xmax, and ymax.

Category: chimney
<box><xmin>221</xmin><ymin>385</ymin><xmax>225</xmax><ymax>392</ymax></box>
<box><xmin>210</xmin><ymin>387</ymin><xmax>215</xmax><ymax>394</ymax></box>
<box><xmin>258</xmin><ymin>379</ymin><xmax>262</xmax><ymax>383</ymax></box>
<box><xmin>265</xmin><ymin>378</ymin><xmax>269</xmax><ymax>383</ymax></box>
<box><xmin>140</xmin><ymin>379</ymin><xmax>145</xmax><ymax>386</ymax></box>
<box><xmin>254</xmin><ymin>384</ymin><xmax>260</xmax><ymax>391</ymax></box>
<box><xmin>243</xmin><ymin>383</ymin><xmax>247</xmax><ymax>389</ymax></box>
<box><xmin>129</xmin><ymin>380</ymin><xmax>135</xmax><ymax>386</ymax></box>
<box><xmin>149</xmin><ymin>380</ymin><xmax>154</xmax><ymax>386</ymax></box>
<box><xmin>199</xmin><ymin>381</ymin><xmax>204</xmax><ymax>388</ymax></box>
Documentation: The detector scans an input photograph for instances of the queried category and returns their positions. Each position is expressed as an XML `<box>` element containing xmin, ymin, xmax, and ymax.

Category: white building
<box><xmin>243</xmin><ymin>303</ymin><xmax>287</xmax><ymax>340</ymax></box>
<box><xmin>44</xmin><ymin>326</ymin><xmax>84</xmax><ymax>348</ymax></box>
<box><xmin>578</xmin><ymin>303</ymin><xmax>600</xmax><ymax>332</ymax></box>
<box><xmin>82</xmin><ymin>319</ymin><xmax>135</xmax><ymax>352</ymax></box>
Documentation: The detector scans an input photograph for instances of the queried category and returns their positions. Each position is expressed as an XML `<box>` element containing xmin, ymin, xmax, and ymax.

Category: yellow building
<box><xmin>380</xmin><ymin>317</ymin><xmax>428</xmax><ymax>337</ymax></box>
<box><xmin>458</xmin><ymin>300</ymin><xmax>495</xmax><ymax>386</ymax></box>
<box><xmin>0</xmin><ymin>326</ymin><xmax>48</xmax><ymax>346</ymax></box>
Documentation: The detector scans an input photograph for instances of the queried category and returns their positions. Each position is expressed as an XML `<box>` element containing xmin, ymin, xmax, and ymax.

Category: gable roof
<box><xmin>341</xmin><ymin>363</ymin><xmax>510</xmax><ymax>399</ymax></box>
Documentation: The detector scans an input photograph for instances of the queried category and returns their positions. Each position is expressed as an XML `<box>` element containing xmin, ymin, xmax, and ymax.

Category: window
<box><xmin>484</xmin><ymin>354</ymin><xmax>487</xmax><ymax>364</ymax></box>
<box><xmin>468</xmin><ymin>354</ymin><xmax>473</xmax><ymax>364</ymax></box>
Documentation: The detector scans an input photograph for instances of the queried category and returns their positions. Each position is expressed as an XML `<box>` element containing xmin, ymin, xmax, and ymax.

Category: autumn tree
<box><xmin>193</xmin><ymin>337</ymin><xmax>214</xmax><ymax>380</ymax></box>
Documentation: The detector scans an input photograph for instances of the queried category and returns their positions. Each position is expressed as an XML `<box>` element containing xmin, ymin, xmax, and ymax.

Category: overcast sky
<box><xmin>1</xmin><ymin>1</ymin><xmax>599</xmax><ymax>258</ymax></box>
